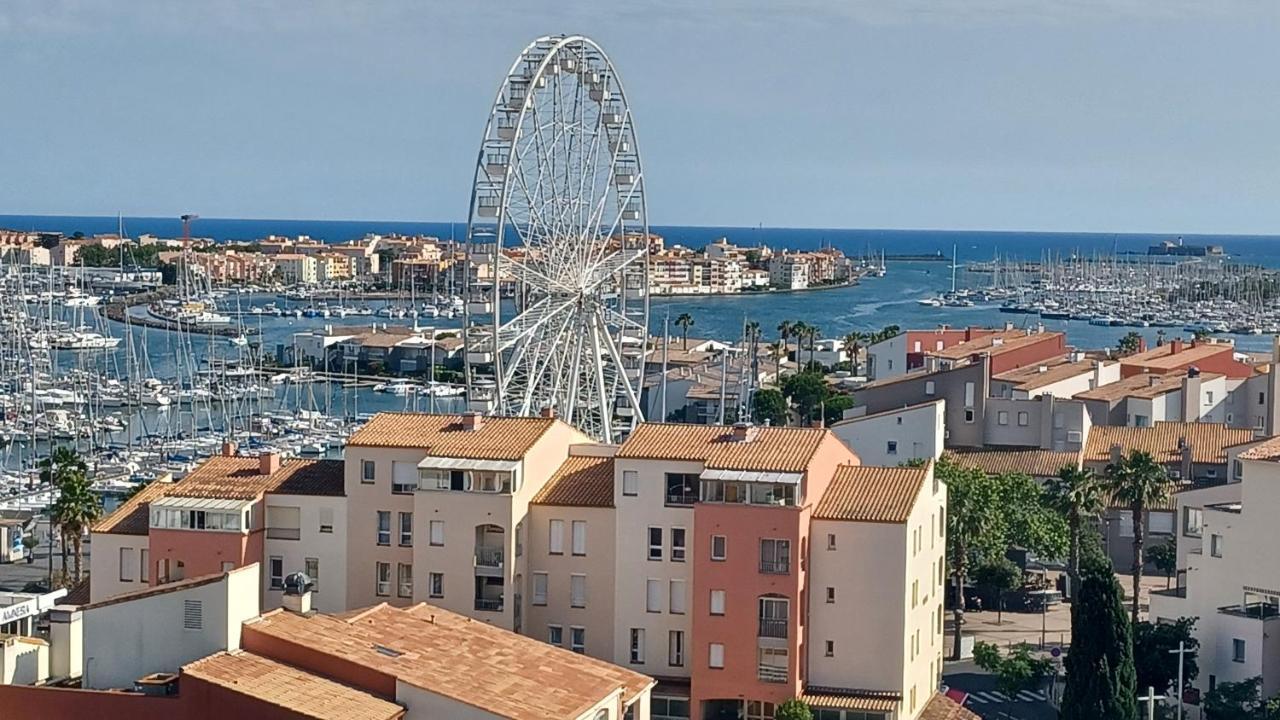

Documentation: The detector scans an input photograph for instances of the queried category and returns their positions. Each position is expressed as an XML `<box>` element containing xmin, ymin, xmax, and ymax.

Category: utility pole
<box><xmin>1138</xmin><ymin>686</ymin><xmax>1164</xmax><ymax>720</ymax></box>
<box><xmin>659</xmin><ymin>308</ymin><xmax>669</xmax><ymax>420</ymax></box>
<box><xmin>1169</xmin><ymin>641</ymin><xmax>1190</xmax><ymax>720</ymax></box>
<box><xmin>717</xmin><ymin>347</ymin><xmax>728</xmax><ymax>425</ymax></box>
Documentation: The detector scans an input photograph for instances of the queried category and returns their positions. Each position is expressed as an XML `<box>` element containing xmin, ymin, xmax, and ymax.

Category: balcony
<box><xmin>757</xmin><ymin>664</ymin><xmax>788</xmax><ymax>683</ymax></box>
<box><xmin>475</xmin><ymin>546</ymin><xmax>504</xmax><ymax>569</ymax></box>
<box><xmin>758</xmin><ymin>619</ymin><xmax>788</xmax><ymax>639</ymax></box>
<box><xmin>474</xmin><ymin>597</ymin><xmax>503</xmax><ymax>612</ymax></box>
<box><xmin>266</xmin><ymin>527</ymin><xmax>300</xmax><ymax>540</ymax></box>
<box><xmin>759</xmin><ymin>559</ymin><xmax>790</xmax><ymax>575</ymax></box>
<box><xmin>1219</xmin><ymin>602</ymin><xmax>1280</xmax><ymax>620</ymax></box>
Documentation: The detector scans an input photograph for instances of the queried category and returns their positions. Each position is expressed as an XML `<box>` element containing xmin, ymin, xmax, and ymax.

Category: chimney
<box><xmin>259</xmin><ymin>451</ymin><xmax>281</xmax><ymax>475</ymax></box>
<box><xmin>731</xmin><ymin>421</ymin><xmax>758</xmax><ymax>443</ymax></box>
<box><xmin>1109</xmin><ymin>443</ymin><xmax>1124</xmax><ymax>466</ymax></box>
<box><xmin>461</xmin><ymin>411</ymin><xmax>484</xmax><ymax>431</ymax></box>
<box><xmin>540</xmin><ymin>406</ymin><xmax>557</xmax><ymax>419</ymax></box>
<box><xmin>281</xmin><ymin>572</ymin><xmax>314</xmax><ymax>615</ymax></box>
<box><xmin>221</xmin><ymin>441</ymin><xmax>238</xmax><ymax>457</ymax></box>
<box><xmin>1170</xmin><ymin>338</ymin><xmax>1183</xmax><ymax>354</ymax></box>
<box><xmin>1003</xmin><ymin>321</ymin><xmax>1014</xmax><ymax>332</ymax></box>
<box><xmin>1149</xmin><ymin>374</ymin><xmax>1161</xmax><ymax>387</ymax></box>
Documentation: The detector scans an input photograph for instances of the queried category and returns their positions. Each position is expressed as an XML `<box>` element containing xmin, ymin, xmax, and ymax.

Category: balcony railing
<box><xmin>665</xmin><ymin>490</ymin><xmax>698</xmax><ymax>506</ymax></box>
<box><xmin>474</xmin><ymin>598</ymin><xmax>503</xmax><ymax>612</ymax></box>
<box><xmin>475</xmin><ymin>546</ymin><xmax>504</xmax><ymax>568</ymax></box>
<box><xmin>757</xmin><ymin>664</ymin><xmax>788</xmax><ymax>683</ymax></box>
<box><xmin>266</xmin><ymin>527</ymin><xmax>301</xmax><ymax>540</ymax></box>
<box><xmin>759</xmin><ymin>559</ymin><xmax>790</xmax><ymax>575</ymax></box>
<box><xmin>758</xmin><ymin>618</ymin><xmax>788</xmax><ymax>639</ymax></box>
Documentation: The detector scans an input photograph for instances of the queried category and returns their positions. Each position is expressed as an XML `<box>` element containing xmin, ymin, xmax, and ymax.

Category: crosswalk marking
<box><xmin>964</xmin><ymin>689</ymin><xmax>1047</xmax><ymax>704</ymax></box>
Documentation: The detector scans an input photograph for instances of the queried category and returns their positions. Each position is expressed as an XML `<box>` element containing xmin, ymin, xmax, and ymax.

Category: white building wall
<box><xmin>263</xmin><ymin>494</ymin><xmax>348</xmax><ymax>613</ymax></box>
<box><xmin>829</xmin><ymin>401</ymin><xmax>944</xmax><ymax>466</ymax></box>
<box><xmin>867</xmin><ymin>335</ymin><xmax>907</xmax><ymax>381</ymax></box>
<box><xmin>87</xmin><ymin>533</ymin><xmax>149</xmax><ymax>603</ymax></box>
<box><xmin>526</xmin><ymin>504</ymin><xmax>617</xmax><ymax>660</ymax></box>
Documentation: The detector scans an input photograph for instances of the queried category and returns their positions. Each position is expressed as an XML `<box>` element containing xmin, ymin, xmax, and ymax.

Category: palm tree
<box><xmin>674</xmin><ymin>313</ymin><xmax>694</xmax><ymax>350</ymax></box>
<box><xmin>1045</xmin><ymin>465</ymin><xmax>1104</xmax><ymax>596</ymax></box>
<box><xmin>39</xmin><ymin>446</ymin><xmax>87</xmax><ymax>571</ymax></box>
<box><xmin>1105</xmin><ymin>450</ymin><xmax>1176</xmax><ymax>623</ymax></box>
<box><xmin>781</xmin><ymin>321</ymin><xmax>800</xmax><ymax>373</ymax></box>
<box><xmin>842</xmin><ymin>330</ymin><xmax>869</xmax><ymax>375</ymax></box>
<box><xmin>41</xmin><ymin>446</ymin><xmax>100</xmax><ymax>583</ymax></box>
<box><xmin>776</xmin><ymin>320</ymin><xmax>793</xmax><ymax>360</ymax></box>
<box><xmin>805</xmin><ymin>324</ymin><xmax>822</xmax><ymax>369</ymax></box>
<box><xmin>767</xmin><ymin>341</ymin><xmax>786</xmax><ymax>378</ymax></box>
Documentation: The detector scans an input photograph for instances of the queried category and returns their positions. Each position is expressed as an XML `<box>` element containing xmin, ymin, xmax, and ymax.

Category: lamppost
<box><xmin>1169</xmin><ymin>640</ymin><xmax>1192</xmax><ymax>720</ymax></box>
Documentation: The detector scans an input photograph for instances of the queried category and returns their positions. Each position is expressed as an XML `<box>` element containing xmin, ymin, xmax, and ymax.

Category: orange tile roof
<box><xmin>1073</xmin><ymin>372</ymin><xmax>1221</xmax><ymax>402</ymax></box>
<box><xmin>929</xmin><ymin>329</ymin><xmax>1062</xmax><ymax>361</ymax></box>
<box><xmin>92</xmin><ymin>478</ymin><xmax>172</xmax><ymax>534</ymax></box>
<box><xmin>1121</xmin><ymin>341</ymin><xmax>1234</xmax><ymax>371</ymax></box>
<box><xmin>949</xmin><ymin>448</ymin><xmax>1081</xmax><ymax>477</ymax></box>
<box><xmin>993</xmin><ymin>356</ymin><xmax>1108</xmax><ymax>391</ymax></box>
<box><xmin>533</xmin><ymin>455</ymin><xmax>615</xmax><ymax>507</ymax></box>
<box><xmin>801</xmin><ymin>687</ymin><xmax>900</xmax><ymax>712</ymax></box>
<box><xmin>182</xmin><ymin>651</ymin><xmax>405</xmax><ymax>720</ymax></box>
<box><xmin>171</xmin><ymin>457</ymin><xmax>343</xmax><ymax>500</ymax></box>
<box><xmin>814</xmin><ymin>464</ymin><xmax>929</xmax><ymax>523</ymax></box>
<box><xmin>1238</xmin><ymin>436</ymin><xmax>1280</xmax><ymax>461</ymax></box>
<box><xmin>616</xmin><ymin>423</ymin><xmax>827</xmax><ymax>472</ymax></box>
<box><xmin>245</xmin><ymin>603</ymin><xmax>653</xmax><ymax>720</ymax></box>
<box><xmin>346</xmin><ymin>413</ymin><xmax>557</xmax><ymax>460</ymax></box>
<box><xmin>1083</xmin><ymin>422</ymin><xmax>1256</xmax><ymax>465</ymax></box>
<box><xmin>920</xmin><ymin>693</ymin><xmax>982</xmax><ymax>720</ymax></box>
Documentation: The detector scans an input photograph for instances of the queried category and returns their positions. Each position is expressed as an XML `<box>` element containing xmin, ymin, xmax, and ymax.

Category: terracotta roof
<box><xmin>1238</xmin><ymin>436</ymin><xmax>1280</xmax><ymax>461</ymax></box>
<box><xmin>993</xmin><ymin>356</ymin><xmax>1109</xmax><ymax>391</ymax></box>
<box><xmin>182</xmin><ymin>651</ymin><xmax>404</xmax><ymax>720</ymax></box>
<box><xmin>534</xmin><ymin>455</ymin><xmax>615</xmax><ymax>507</ymax></box>
<box><xmin>80</xmin><ymin>571</ymin><xmax>226</xmax><ymax>611</ymax></box>
<box><xmin>929</xmin><ymin>329</ymin><xmax>1062</xmax><ymax>361</ymax></box>
<box><xmin>1121</xmin><ymin>341</ymin><xmax>1235</xmax><ymax>371</ymax></box>
<box><xmin>1073</xmin><ymin>371</ymin><xmax>1220</xmax><ymax>402</ymax></box>
<box><xmin>1083</xmin><ymin>422</ymin><xmax>1256</xmax><ymax>465</ymax></box>
<box><xmin>92</xmin><ymin>479</ymin><xmax>172</xmax><ymax>534</ymax></box>
<box><xmin>346</xmin><ymin>413</ymin><xmax>557</xmax><ymax>460</ymax></box>
<box><xmin>949</xmin><ymin>448</ymin><xmax>1081</xmax><ymax>477</ymax></box>
<box><xmin>244</xmin><ymin>603</ymin><xmax>653</xmax><ymax>720</ymax></box>
<box><xmin>814</xmin><ymin>464</ymin><xmax>929</xmax><ymax>523</ymax></box>
<box><xmin>62</xmin><ymin>578</ymin><xmax>91</xmax><ymax>606</ymax></box>
<box><xmin>801</xmin><ymin>687</ymin><xmax>900</xmax><ymax>712</ymax></box>
<box><xmin>616</xmin><ymin>423</ymin><xmax>827</xmax><ymax>473</ymax></box>
<box><xmin>920</xmin><ymin>692</ymin><xmax>982</xmax><ymax>720</ymax></box>
<box><xmin>172</xmin><ymin>457</ymin><xmax>343</xmax><ymax>500</ymax></box>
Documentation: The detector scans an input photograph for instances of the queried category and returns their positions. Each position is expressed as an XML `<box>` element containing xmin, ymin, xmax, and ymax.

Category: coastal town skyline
<box><xmin>2</xmin><ymin>1</ymin><xmax>1278</xmax><ymax>234</ymax></box>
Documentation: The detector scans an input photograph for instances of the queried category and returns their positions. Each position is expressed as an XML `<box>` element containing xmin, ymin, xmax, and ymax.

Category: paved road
<box><xmin>0</xmin><ymin>519</ymin><xmax>82</xmax><ymax>592</ymax></box>
<box><xmin>944</xmin><ymin>662</ymin><xmax>1059</xmax><ymax>720</ymax></box>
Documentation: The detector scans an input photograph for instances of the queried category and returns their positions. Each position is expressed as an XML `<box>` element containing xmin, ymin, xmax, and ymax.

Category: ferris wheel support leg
<box><xmin>588</xmin><ymin>319</ymin><xmax>613</xmax><ymax>443</ymax></box>
<box><xmin>594</xmin><ymin>309</ymin><xmax>644</xmax><ymax>428</ymax></box>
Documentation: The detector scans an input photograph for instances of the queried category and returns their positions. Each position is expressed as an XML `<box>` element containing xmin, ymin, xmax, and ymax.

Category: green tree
<box><xmin>803</xmin><ymin>324</ymin><xmax>821</xmax><ymax>367</ymax></box>
<box><xmin>1146</xmin><ymin>540</ymin><xmax>1178</xmax><ymax>589</ymax></box>
<box><xmin>774</xmin><ymin>699</ymin><xmax>812</xmax><ymax>720</ymax></box>
<box><xmin>781</xmin><ymin>371</ymin><xmax>830</xmax><ymax>425</ymax></box>
<box><xmin>1133</xmin><ymin>617</ymin><xmax>1198</xmax><ymax>699</ymax></box>
<box><xmin>76</xmin><ymin>243</ymin><xmax>115</xmax><ymax>267</ymax></box>
<box><xmin>973</xmin><ymin>642</ymin><xmax>1054</xmax><ymax>699</ymax></box>
<box><xmin>751</xmin><ymin>388</ymin><xmax>789</xmax><ymax>427</ymax></box>
<box><xmin>1116</xmin><ymin>331</ymin><xmax>1144</xmax><ymax>357</ymax></box>
<box><xmin>822</xmin><ymin>393</ymin><xmax>854</xmax><ymax>426</ymax></box>
<box><xmin>841</xmin><ymin>330</ymin><xmax>869</xmax><ymax>376</ymax></box>
<box><xmin>1061</xmin><ymin>532</ymin><xmax>1138</xmax><ymax>720</ymax></box>
<box><xmin>767</xmin><ymin>341</ymin><xmax>787</xmax><ymax>377</ymax></box>
<box><xmin>972</xmin><ymin>557</ymin><xmax>1023</xmax><ymax>625</ymax></box>
<box><xmin>871</xmin><ymin>324</ymin><xmax>901</xmax><ymax>344</ymax></box>
<box><xmin>675</xmin><ymin>312</ymin><xmax>695</xmax><ymax>350</ymax></box>
<box><xmin>942</xmin><ymin>458</ymin><xmax>1067</xmax><ymax>660</ymax></box>
<box><xmin>776</xmin><ymin>320</ymin><xmax>794</xmax><ymax>375</ymax></box>
<box><xmin>1045</xmin><ymin>465</ymin><xmax>1105</xmax><ymax>597</ymax></box>
<box><xmin>43</xmin><ymin>447</ymin><xmax>101</xmax><ymax>582</ymax></box>
<box><xmin>1106</xmin><ymin>449</ymin><xmax>1177</xmax><ymax>623</ymax></box>
<box><xmin>1204</xmin><ymin>676</ymin><xmax>1267</xmax><ymax>719</ymax></box>
<box><xmin>20</xmin><ymin>534</ymin><xmax>38</xmax><ymax>563</ymax></box>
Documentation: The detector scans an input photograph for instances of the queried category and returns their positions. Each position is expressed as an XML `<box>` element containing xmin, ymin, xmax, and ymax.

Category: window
<box><xmin>671</xmin><ymin>528</ymin><xmax>686</xmax><ymax>561</ymax></box>
<box><xmin>532</xmin><ymin>572</ymin><xmax>548</xmax><ymax>605</ymax></box>
<box><xmin>550</xmin><ymin>520</ymin><xmax>565</xmax><ymax>554</ymax></box>
<box><xmin>630</xmin><ymin>628</ymin><xmax>646</xmax><ymax>663</ymax></box>
<box><xmin>711</xmin><ymin>535</ymin><xmax>726</xmax><ymax>561</ymax></box>
<box><xmin>1234</xmin><ymin>459</ymin><xmax>1243</xmax><ymax>479</ymax></box>
<box><xmin>1211</xmin><ymin>533</ymin><xmax>1224</xmax><ymax>558</ymax></box>
<box><xmin>758</xmin><ymin>647</ymin><xmax>788</xmax><ymax>683</ymax></box>
<box><xmin>887</xmin><ymin>440</ymin><xmax>898</xmax><ymax>455</ymax></box>
<box><xmin>1017</xmin><ymin>411</ymin><xmax>1029</xmax><ymax>426</ymax></box>
<box><xmin>1234</xmin><ymin>638</ymin><xmax>1246</xmax><ymax>662</ymax></box>
<box><xmin>269</xmin><ymin>556</ymin><xmax>284</xmax><ymax>590</ymax></box>
<box><xmin>668</xmin><ymin>630</ymin><xmax>686</xmax><ymax>667</ymax></box>
<box><xmin>925</xmin><ymin>380</ymin><xmax>935</xmax><ymax>396</ymax></box>
<box><xmin>827</xmin><ymin>533</ymin><xmax>836</xmax><ymax>550</ymax></box>
<box><xmin>397</xmin><ymin>563</ymin><xmax>413</xmax><ymax>598</ymax></box>
<box><xmin>570</xmin><ymin>574</ymin><xmax>587</xmax><ymax>608</ymax></box>
<box><xmin>648</xmin><ymin>527</ymin><xmax>663</xmax><ymax>560</ymax></box>
<box><xmin>1183</xmin><ymin>507</ymin><xmax>1203</xmax><ymax>537</ymax></box>
<box><xmin>305</xmin><ymin>557</ymin><xmax>320</xmax><ymax>592</ymax></box>
<box><xmin>647</xmin><ymin>579</ymin><xmax>662</xmax><ymax>612</ymax></box>
<box><xmin>1118</xmin><ymin>513</ymin><xmax>1135</xmax><ymax>538</ymax></box>
<box><xmin>319</xmin><ymin>507</ymin><xmax>334</xmax><ymax>533</ymax></box>
<box><xmin>1206</xmin><ymin>391</ymin><xmax>1215</xmax><ymax>404</ymax></box>
<box><xmin>375</xmin><ymin>562</ymin><xmax>391</xmax><ymax>596</ymax></box>
<box><xmin>964</xmin><ymin>381</ymin><xmax>975</xmax><ymax>407</ymax></box>
<box><xmin>140</xmin><ymin>549</ymin><xmax>149</xmax><ymax>582</ymax></box>
<box><xmin>710</xmin><ymin>589</ymin><xmax>726</xmax><ymax>615</ymax></box>
<box><xmin>759</xmin><ymin>597</ymin><xmax>789</xmax><ymax>638</ymax></box>
<box><xmin>997</xmin><ymin>411</ymin><xmax>1009</xmax><ymax>426</ymax></box>
<box><xmin>399</xmin><ymin>512</ymin><xmax>413</xmax><ymax>546</ymax></box>
<box><xmin>572</xmin><ymin>520</ymin><xmax>587</xmax><ymax>556</ymax></box>
<box><xmin>1149</xmin><ymin>512</ymin><xmax>1174</xmax><ymax>535</ymax></box>
<box><xmin>120</xmin><ymin>547</ymin><xmax>135</xmax><ymax>582</ymax></box>
<box><xmin>548</xmin><ymin>625</ymin><xmax>563</xmax><ymax>646</ymax></box>
<box><xmin>670</xmin><ymin>579</ymin><xmax>686</xmax><ymax>614</ymax></box>
<box><xmin>429</xmin><ymin>520</ymin><xmax>444</xmax><ymax>546</ymax></box>
<box><xmin>760</xmin><ymin>538</ymin><xmax>791</xmax><ymax>574</ymax></box>
<box><xmin>665</xmin><ymin>473</ymin><xmax>698</xmax><ymax>505</ymax></box>
<box><xmin>709</xmin><ymin>643</ymin><xmax>725</xmax><ymax>668</ymax></box>
<box><xmin>964</xmin><ymin>409</ymin><xmax>975</xmax><ymax>423</ymax></box>
<box><xmin>361</xmin><ymin>459</ymin><xmax>376</xmax><ymax>483</ymax></box>
<box><xmin>183</xmin><ymin>599</ymin><xmax>203</xmax><ymax>631</ymax></box>
<box><xmin>376</xmin><ymin>511</ymin><xmax>391</xmax><ymax>545</ymax></box>
<box><xmin>623</xmin><ymin>470</ymin><xmax>638</xmax><ymax>496</ymax></box>
<box><xmin>392</xmin><ymin>461</ymin><xmax>417</xmax><ymax>494</ymax></box>
<box><xmin>826</xmin><ymin>586</ymin><xmax>836</xmax><ymax>603</ymax></box>
<box><xmin>570</xmin><ymin>626</ymin><xmax>586</xmax><ymax>653</ymax></box>
<box><xmin>825</xmin><ymin>640</ymin><xmax>834</xmax><ymax>657</ymax></box>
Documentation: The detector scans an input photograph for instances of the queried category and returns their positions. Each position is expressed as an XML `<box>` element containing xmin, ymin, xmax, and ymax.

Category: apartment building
<box><xmin>768</xmin><ymin>254</ymin><xmax>809</xmax><ymax>290</ymax></box>
<box><xmin>273</xmin><ymin>253</ymin><xmax>318</xmax><ymax>284</ymax></box>
<box><xmin>866</xmin><ymin>327</ymin><xmax>998</xmax><ymax>381</ymax></box>
<box><xmin>1149</xmin><ymin>436</ymin><xmax>1280</xmax><ymax>699</ymax></box>
<box><xmin>831</xmin><ymin>400</ymin><xmax>946</xmax><ymax>466</ymax></box>
<box><xmin>1120</xmin><ymin>338</ymin><xmax>1255</xmax><ymax>380</ymax></box>
<box><xmin>990</xmin><ymin>354</ymin><xmax>1118</xmax><ymax>400</ymax></box>
<box><xmin>314</xmin><ymin>252</ymin><xmax>356</xmax><ymax>282</ymax></box>
<box><xmin>1075</xmin><ymin>369</ymin><xmax>1229</xmax><ymax>427</ymax></box>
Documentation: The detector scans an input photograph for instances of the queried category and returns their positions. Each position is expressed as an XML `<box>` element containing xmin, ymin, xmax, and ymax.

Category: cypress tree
<box><xmin>1061</xmin><ymin>531</ymin><xmax>1138</xmax><ymax>720</ymax></box>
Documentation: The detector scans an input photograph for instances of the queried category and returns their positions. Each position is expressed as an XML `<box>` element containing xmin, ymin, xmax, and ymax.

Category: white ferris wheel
<box><xmin>463</xmin><ymin>35</ymin><xmax>650</xmax><ymax>442</ymax></box>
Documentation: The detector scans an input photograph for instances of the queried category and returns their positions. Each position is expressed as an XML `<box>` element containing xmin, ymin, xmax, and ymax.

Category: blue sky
<box><xmin>1</xmin><ymin>0</ymin><xmax>1277</xmax><ymax>233</ymax></box>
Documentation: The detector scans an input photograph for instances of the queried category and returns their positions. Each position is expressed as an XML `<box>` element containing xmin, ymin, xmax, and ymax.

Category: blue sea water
<box><xmin>4</xmin><ymin>214</ymin><xmax>1280</xmax><ymax>352</ymax></box>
